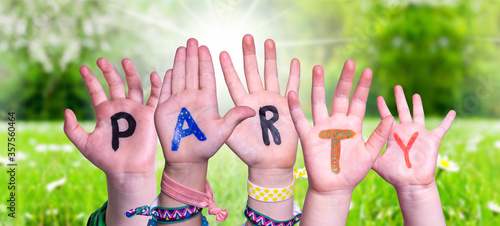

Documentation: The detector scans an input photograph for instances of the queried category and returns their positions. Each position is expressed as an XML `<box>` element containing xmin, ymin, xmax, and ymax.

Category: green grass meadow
<box><xmin>1</xmin><ymin>118</ymin><xmax>500</xmax><ymax>225</ymax></box>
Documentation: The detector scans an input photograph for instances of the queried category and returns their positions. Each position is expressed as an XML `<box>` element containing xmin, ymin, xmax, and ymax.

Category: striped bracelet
<box><xmin>125</xmin><ymin>196</ymin><xmax>202</xmax><ymax>224</ymax></box>
<box><xmin>244</xmin><ymin>204</ymin><xmax>301</xmax><ymax>226</ymax></box>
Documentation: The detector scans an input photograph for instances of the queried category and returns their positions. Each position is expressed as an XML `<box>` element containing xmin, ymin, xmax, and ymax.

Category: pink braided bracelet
<box><xmin>161</xmin><ymin>171</ymin><xmax>228</xmax><ymax>223</ymax></box>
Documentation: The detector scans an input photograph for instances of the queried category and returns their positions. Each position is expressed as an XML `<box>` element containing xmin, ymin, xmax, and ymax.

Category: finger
<box><xmin>264</xmin><ymin>39</ymin><xmax>280</xmax><ymax>93</ymax></box>
<box><xmin>432</xmin><ymin>110</ymin><xmax>456</xmax><ymax>140</ymax></box>
<box><xmin>376</xmin><ymin>96</ymin><xmax>392</xmax><ymax>119</ymax></box>
<box><xmin>121</xmin><ymin>58</ymin><xmax>144</xmax><ymax>104</ymax></box>
<box><xmin>79</xmin><ymin>65</ymin><xmax>108</xmax><ymax>108</ymax></box>
<box><xmin>63</xmin><ymin>109</ymin><xmax>89</xmax><ymax>155</ymax></box>
<box><xmin>394</xmin><ymin>85</ymin><xmax>412</xmax><ymax>124</ymax></box>
<box><xmin>146</xmin><ymin>71</ymin><xmax>162</xmax><ymax>108</ymax></box>
<box><xmin>97</xmin><ymin>58</ymin><xmax>126</xmax><ymax>100</ymax></box>
<box><xmin>347</xmin><ymin>68</ymin><xmax>372</xmax><ymax>119</ymax></box>
<box><xmin>158</xmin><ymin>69</ymin><xmax>173</xmax><ymax>104</ymax></box>
<box><xmin>331</xmin><ymin>59</ymin><xmax>356</xmax><ymax>116</ymax></box>
<box><xmin>242</xmin><ymin>34</ymin><xmax>264</xmax><ymax>93</ymax></box>
<box><xmin>219</xmin><ymin>106</ymin><xmax>256</xmax><ymax>139</ymax></box>
<box><xmin>365</xmin><ymin>116</ymin><xmax>394</xmax><ymax>156</ymax></box>
<box><xmin>199</xmin><ymin>46</ymin><xmax>216</xmax><ymax>92</ymax></box>
<box><xmin>171</xmin><ymin>47</ymin><xmax>186</xmax><ymax>94</ymax></box>
<box><xmin>285</xmin><ymin>58</ymin><xmax>300</xmax><ymax>98</ymax></box>
<box><xmin>220</xmin><ymin>51</ymin><xmax>247</xmax><ymax>105</ymax></box>
<box><xmin>412</xmin><ymin>93</ymin><xmax>425</xmax><ymax>127</ymax></box>
<box><xmin>185</xmin><ymin>38</ymin><xmax>199</xmax><ymax>90</ymax></box>
<box><xmin>288</xmin><ymin>91</ymin><xmax>312</xmax><ymax>139</ymax></box>
<box><xmin>311</xmin><ymin>65</ymin><xmax>329</xmax><ymax>125</ymax></box>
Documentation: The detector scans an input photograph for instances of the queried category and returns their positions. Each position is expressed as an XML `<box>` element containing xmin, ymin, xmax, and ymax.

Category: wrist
<box><xmin>395</xmin><ymin>181</ymin><xmax>439</xmax><ymax>202</ymax></box>
<box><xmin>308</xmin><ymin>188</ymin><xmax>353</xmax><ymax>200</ymax></box>
<box><xmin>106</xmin><ymin>170</ymin><xmax>157</xmax><ymax>194</ymax></box>
<box><xmin>300</xmin><ymin>189</ymin><xmax>353</xmax><ymax>225</ymax></box>
<box><xmin>160</xmin><ymin>162</ymin><xmax>208</xmax><ymax>208</ymax></box>
<box><xmin>163</xmin><ymin>162</ymin><xmax>208</xmax><ymax>190</ymax></box>
<box><xmin>105</xmin><ymin>171</ymin><xmax>157</xmax><ymax>226</ymax></box>
<box><xmin>394</xmin><ymin>181</ymin><xmax>446</xmax><ymax>225</ymax></box>
<box><xmin>248</xmin><ymin>167</ymin><xmax>294</xmax><ymax>188</ymax></box>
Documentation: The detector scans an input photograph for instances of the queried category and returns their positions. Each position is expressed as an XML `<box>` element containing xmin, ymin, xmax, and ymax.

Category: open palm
<box><xmin>372</xmin><ymin>85</ymin><xmax>456</xmax><ymax>188</ymax></box>
<box><xmin>220</xmin><ymin>35</ymin><xmax>300</xmax><ymax>170</ymax></box>
<box><xmin>288</xmin><ymin>60</ymin><xmax>394</xmax><ymax>193</ymax></box>
<box><xmin>64</xmin><ymin>58</ymin><xmax>161</xmax><ymax>177</ymax></box>
<box><xmin>154</xmin><ymin>39</ymin><xmax>254</xmax><ymax>165</ymax></box>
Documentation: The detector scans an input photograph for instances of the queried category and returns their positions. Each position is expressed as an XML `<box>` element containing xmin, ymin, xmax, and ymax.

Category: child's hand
<box><xmin>64</xmin><ymin>58</ymin><xmax>161</xmax><ymax>180</ymax></box>
<box><xmin>220</xmin><ymin>34</ymin><xmax>300</xmax><ymax>181</ymax></box>
<box><xmin>64</xmin><ymin>58</ymin><xmax>161</xmax><ymax>226</ymax></box>
<box><xmin>288</xmin><ymin>61</ymin><xmax>393</xmax><ymax>193</ymax></box>
<box><xmin>220</xmin><ymin>35</ymin><xmax>300</xmax><ymax>221</ymax></box>
<box><xmin>372</xmin><ymin>85</ymin><xmax>456</xmax><ymax>189</ymax></box>
<box><xmin>371</xmin><ymin>85</ymin><xmax>454</xmax><ymax>226</ymax></box>
<box><xmin>154</xmin><ymin>38</ymin><xmax>254</xmax><ymax>187</ymax></box>
<box><xmin>288</xmin><ymin>61</ymin><xmax>393</xmax><ymax>225</ymax></box>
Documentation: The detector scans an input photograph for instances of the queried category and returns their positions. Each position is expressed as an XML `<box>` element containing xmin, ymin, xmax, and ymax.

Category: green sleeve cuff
<box><xmin>87</xmin><ymin>201</ymin><xmax>108</xmax><ymax>226</ymax></box>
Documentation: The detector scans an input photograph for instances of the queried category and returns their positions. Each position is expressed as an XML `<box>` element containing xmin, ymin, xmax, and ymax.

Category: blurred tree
<box><xmin>279</xmin><ymin>1</ymin><xmax>500</xmax><ymax>117</ymax></box>
<box><xmin>368</xmin><ymin>3</ymin><xmax>470</xmax><ymax>116</ymax></box>
<box><xmin>0</xmin><ymin>0</ymin><xmax>116</xmax><ymax>120</ymax></box>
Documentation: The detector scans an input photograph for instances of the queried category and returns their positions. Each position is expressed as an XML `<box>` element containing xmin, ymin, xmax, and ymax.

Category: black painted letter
<box><xmin>259</xmin><ymin>105</ymin><xmax>281</xmax><ymax>146</ymax></box>
<box><xmin>111</xmin><ymin>112</ymin><xmax>136</xmax><ymax>151</ymax></box>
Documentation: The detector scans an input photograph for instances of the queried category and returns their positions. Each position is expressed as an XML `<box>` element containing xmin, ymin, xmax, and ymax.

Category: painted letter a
<box><xmin>171</xmin><ymin>108</ymin><xmax>206</xmax><ymax>151</ymax></box>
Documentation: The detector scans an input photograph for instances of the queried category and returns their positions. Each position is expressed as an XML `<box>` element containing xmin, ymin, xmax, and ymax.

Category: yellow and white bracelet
<box><xmin>247</xmin><ymin>168</ymin><xmax>307</xmax><ymax>203</ymax></box>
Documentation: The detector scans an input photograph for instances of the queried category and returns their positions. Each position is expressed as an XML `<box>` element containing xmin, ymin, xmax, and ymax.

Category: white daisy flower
<box><xmin>45</xmin><ymin>209</ymin><xmax>58</xmax><ymax>215</ymax></box>
<box><xmin>62</xmin><ymin>144</ymin><xmax>74</xmax><ymax>152</ymax></box>
<box><xmin>48</xmin><ymin>144</ymin><xmax>60</xmax><ymax>151</ymax></box>
<box><xmin>28</xmin><ymin>161</ymin><xmax>36</xmax><ymax>167</ymax></box>
<box><xmin>17</xmin><ymin>152</ymin><xmax>27</xmax><ymax>161</ymax></box>
<box><xmin>465</xmin><ymin>144</ymin><xmax>477</xmax><ymax>152</ymax></box>
<box><xmin>46</xmin><ymin>177</ymin><xmax>67</xmax><ymax>192</ymax></box>
<box><xmin>35</xmin><ymin>144</ymin><xmax>48</xmax><ymax>153</ymax></box>
<box><xmin>28</xmin><ymin>138</ymin><xmax>37</xmax><ymax>145</ymax></box>
<box><xmin>72</xmin><ymin>161</ymin><xmax>81</xmax><ymax>167</ymax></box>
<box><xmin>488</xmin><ymin>201</ymin><xmax>500</xmax><ymax>213</ymax></box>
<box><xmin>466</xmin><ymin>136</ymin><xmax>483</xmax><ymax>152</ymax></box>
<box><xmin>448</xmin><ymin>209</ymin><xmax>456</xmax><ymax>216</ymax></box>
<box><xmin>0</xmin><ymin>157</ymin><xmax>9</xmax><ymax>166</ymax></box>
<box><xmin>437</xmin><ymin>155</ymin><xmax>459</xmax><ymax>172</ymax></box>
<box><xmin>494</xmin><ymin>141</ymin><xmax>500</xmax><ymax>149</ymax></box>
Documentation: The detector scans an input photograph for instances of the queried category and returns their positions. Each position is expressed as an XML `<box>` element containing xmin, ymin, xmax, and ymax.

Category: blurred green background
<box><xmin>1</xmin><ymin>0</ymin><xmax>500</xmax><ymax>225</ymax></box>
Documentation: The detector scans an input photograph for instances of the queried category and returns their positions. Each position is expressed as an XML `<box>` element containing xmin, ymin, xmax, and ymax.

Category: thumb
<box><xmin>220</xmin><ymin>106</ymin><xmax>256</xmax><ymax>137</ymax></box>
<box><xmin>365</xmin><ymin>116</ymin><xmax>394</xmax><ymax>157</ymax></box>
<box><xmin>63</xmin><ymin>109</ymin><xmax>89</xmax><ymax>156</ymax></box>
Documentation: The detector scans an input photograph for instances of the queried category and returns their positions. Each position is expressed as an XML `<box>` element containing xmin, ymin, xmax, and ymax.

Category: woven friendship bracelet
<box><xmin>125</xmin><ymin>196</ymin><xmax>202</xmax><ymax>224</ymax></box>
<box><xmin>151</xmin><ymin>205</ymin><xmax>202</xmax><ymax>223</ymax></box>
<box><xmin>244</xmin><ymin>204</ymin><xmax>301</xmax><ymax>226</ymax></box>
<box><xmin>247</xmin><ymin>168</ymin><xmax>307</xmax><ymax>203</ymax></box>
<box><xmin>126</xmin><ymin>205</ymin><xmax>202</xmax><ymax>224</ymax></box>
<box><xmin>161</xmin><ymin>171</ymin><xmax>228</xmax><ymax>223</ymax></box>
